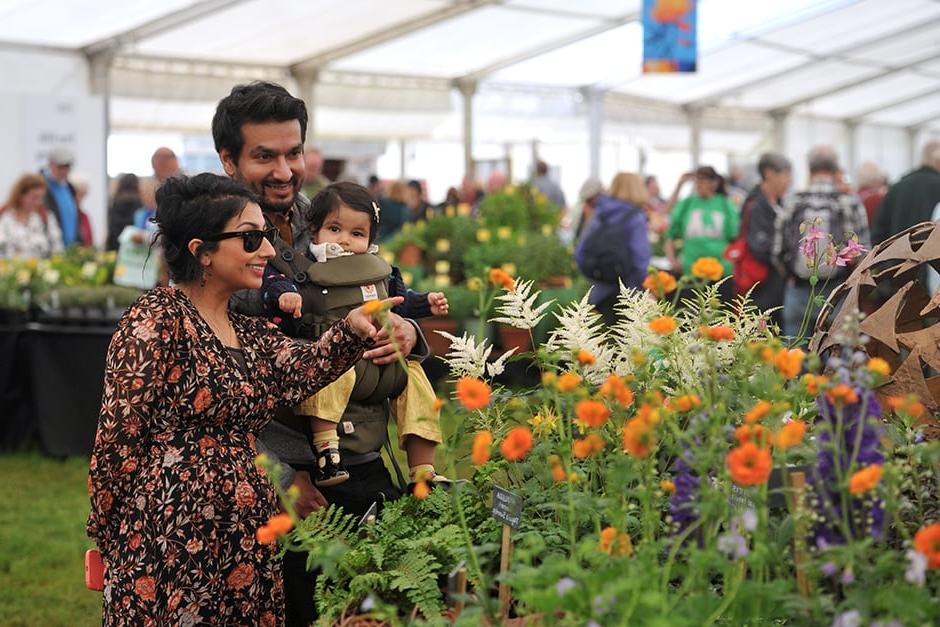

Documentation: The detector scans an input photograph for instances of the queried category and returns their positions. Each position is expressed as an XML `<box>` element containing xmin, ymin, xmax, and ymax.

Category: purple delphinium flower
<box><xmin>809</xmin><ymin>387</ymin><xmax>884</xmax><ymax>545</ymax></box>
<box><xmin>905</xmin><ymin>549</ymin><xmax>927</xmax><ymax>586</ymax></box>
<box><xmin>821</xmin><ymin>561</ymin><xmax>838</xmax><ymax>577</ymax></box>
<box><xmin>831</xmin><ymin>609</ymin><xmax>861</xmax><ymax>627</ymax></box>
<box><xmin>670</xmin><ymin>454</ymin><xmax>700</xmax><ymax>534</ymax></box>
<box><xmin>717</xmin><ymin>528</ymin><xmax>749</xmax><ymax>560</ymax></box>
<box><xmin>555</xmin><ymin>577</ymin><xmax>576</xmax><ymax>596</ymax></box>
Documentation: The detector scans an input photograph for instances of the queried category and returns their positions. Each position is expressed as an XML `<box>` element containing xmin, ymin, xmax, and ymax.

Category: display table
<box><xmin>0</xmin><ymin>320</ymin><xmax>115</xmax><ymax>457</ymax></box>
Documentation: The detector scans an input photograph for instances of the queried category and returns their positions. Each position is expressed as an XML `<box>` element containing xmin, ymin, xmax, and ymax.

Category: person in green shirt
<box><xmin>664</xmin><ymin>165</ymin><xmax>739</xmax><ymax>279</ymax></box>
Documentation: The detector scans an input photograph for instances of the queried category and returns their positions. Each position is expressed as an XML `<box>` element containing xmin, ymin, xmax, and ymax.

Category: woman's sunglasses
<box><xmin>204</xmin><ymin>227</ymin><xmax>278</xmax><ymax>252</ymax></box>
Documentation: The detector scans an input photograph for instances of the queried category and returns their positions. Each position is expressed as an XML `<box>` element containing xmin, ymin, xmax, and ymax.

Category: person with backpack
<box><xmin>575</xmin><ymin>172</ymin><xmax>651</xmax><ymax>325</ymax></box>
<box><xmin>772</xmin><ymin>146</ymin><xmax>869</xmax><ymax>340</ymax></box>
<box><xmin>0</xmin><ymin>174</ymin><xmax>64</xmax><ymax>259</ymax></box>
<box><xmin>725</xmin><ymin>153</ymin><xmax>792</xmax><ymax>328</ymax></box>
<box><xmin>664</xmin><ymin>165</ymin><xmax>739</xmax><ymax>302</ymax></box>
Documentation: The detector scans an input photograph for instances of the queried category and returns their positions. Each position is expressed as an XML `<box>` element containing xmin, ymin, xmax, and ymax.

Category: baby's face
<box><xmin>314</xmin><ymin>203</ymin><xmax>372</xmax><ymax>254</ymax></box>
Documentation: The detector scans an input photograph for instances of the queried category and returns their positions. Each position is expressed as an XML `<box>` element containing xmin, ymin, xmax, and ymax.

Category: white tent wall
<box><xmin>0</xmin><ymin>48</ymin><xmax>107</xmax><ymax>246</ymax></box>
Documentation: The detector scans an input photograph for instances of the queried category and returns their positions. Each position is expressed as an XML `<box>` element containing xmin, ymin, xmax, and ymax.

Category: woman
<box><xmin>664</xmin><ymin>166</ymin><xmax>738</xmax><ymax>298</ymax></box>
<box><xmin>0</xmin><ymin>174</ymin><xmax>63</xmax><ymax>259</ymax></box>
<box><xmin>86</xmin><ymin>173</ymin><xmax>394</xmax><ymax>625</ymax></box>
<box><xmin>378</xmin><ymin>180</ymin><xmax>409</xmax><ymax>241</ymax></box>
<box><xmin>575</xmin><ymin>172</ymin><xmax>651</xmax><ymax>325</ymax></box>
<box><xmin>105</xmin><ymin>173</ymin><xmax>144</xmax><ymax>251</ymax></box>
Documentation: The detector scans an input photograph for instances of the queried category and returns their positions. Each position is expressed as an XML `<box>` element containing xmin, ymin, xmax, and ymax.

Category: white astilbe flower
<box><xmin>608</xmin><ymin>284</ymin><xmax>671</xmax><ymax>377</ymax></box>
<box><xmin>434</xmin><ymin>331</ymin><xmax>517</xmax><ymax>379</ymax></box>
<box><xmin>545</xmin><ymin>289</ymin><xmax>613</xmax><ymax>383</ymax></box>
<box><xmin>489</xmin><ymin>279</ymin><xmax>554</xmax><ymax>330</ymax></box>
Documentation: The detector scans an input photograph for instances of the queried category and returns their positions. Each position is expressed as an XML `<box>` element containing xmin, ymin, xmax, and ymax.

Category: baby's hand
<box><xmin>278</xmin><ymin>292</ymin><xmax>303</xmax><ymax>319</ymax></box>
<box><xmin>429</xmin><ymin>292</ymin><xmax>449</xmax><ymax>317</ymax></box>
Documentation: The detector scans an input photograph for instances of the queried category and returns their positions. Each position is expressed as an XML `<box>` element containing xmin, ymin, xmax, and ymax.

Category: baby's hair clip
<box><xmin>372</xmin><ymin>201</ymin><xmax>381</xmax><ymax>223</ymax></box>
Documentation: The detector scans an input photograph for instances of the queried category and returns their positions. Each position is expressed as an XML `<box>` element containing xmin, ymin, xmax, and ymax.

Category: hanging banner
<box><xmin>643</xmin><ymin>0</ymin><xmax>697</xmax><ymax>73</ymax></box>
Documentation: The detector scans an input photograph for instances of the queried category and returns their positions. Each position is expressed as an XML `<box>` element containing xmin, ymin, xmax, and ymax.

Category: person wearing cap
<box><xmin>41</xmin><ymin>148</ymin><xmax>92</xmax><ymax>247</ymax></box>
<box><xmin>574</xmin><ymin>176</ymin><xmax>604</xmax><ymax>241</ymax></box>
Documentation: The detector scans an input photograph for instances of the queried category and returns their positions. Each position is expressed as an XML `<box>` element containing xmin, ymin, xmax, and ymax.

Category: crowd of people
<box><xmin>0</xmin><ymin>75</ymin><xmax>938</xmax><ymax>624</ymax></box>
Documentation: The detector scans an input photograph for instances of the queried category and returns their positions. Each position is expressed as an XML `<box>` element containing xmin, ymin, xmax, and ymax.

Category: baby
<box><xmin>262</xmin><ymin>181</ymin><xmax>448</xmax><ymax>487</ymax></box>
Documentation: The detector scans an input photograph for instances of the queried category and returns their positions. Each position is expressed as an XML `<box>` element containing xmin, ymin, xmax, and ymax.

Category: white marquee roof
<box><xmin>1</xmin><ymin>0</ymin><xmax>939</xmax><ymax>133</ymax></box>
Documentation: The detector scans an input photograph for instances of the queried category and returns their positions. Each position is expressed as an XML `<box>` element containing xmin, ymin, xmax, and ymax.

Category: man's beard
<box><xmin>239</xmin><ymin>175</ymin><xmax>300</xmax><ymax>214</ymax></box>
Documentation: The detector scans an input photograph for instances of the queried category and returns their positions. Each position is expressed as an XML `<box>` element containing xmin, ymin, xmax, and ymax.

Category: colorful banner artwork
<box><xmin>643</xmin><ymin>0</ymin><xmax>697</xmax><ymax>73</ymax></box>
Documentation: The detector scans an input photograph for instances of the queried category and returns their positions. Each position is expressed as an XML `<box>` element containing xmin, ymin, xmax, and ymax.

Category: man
<box><xmin>532</xmin><ymin>159</ymin><xmax>567</xmax><ymax>210</ymax></box>
<box><xmin>872</xmin><ymin>140</ymin><xmax>940</xmax><ymax>245</ymax></box>
<box><xmin>738</xmin><ymin>153</ymin><xmax>792</xmax><ymax>328</ymax></box>
<box><xmin>773</xmin><ymin>146</ymin><xmax>869</xmax><ymax>341</ymax></box>
<box><xmin>404</xmin><ymin>179</ymin><xmax>432</xmax><ymax>221</ymax></box>
<box><xmin>856</xmin><ymin>161</ymin><xmax>887</xmax><ymax>227</ymax></box>
<box><xmin>41</xmin><ymin>148</ymin><xmax>92</xmax><ymax>247</ymax></box>
<box><xmin>300</xmin><ymin>147</ymin><xmax>330</xmax><ymax>200</ymax></box>
<box><xmin>140</xmin><ymin>147</ymin><xmax>182</xmax><ymax>210</ymax></box>
<box><xmin>212</xmin><ymin>81</ymin><xmax>429</xmax><ymax>625</ymax></box>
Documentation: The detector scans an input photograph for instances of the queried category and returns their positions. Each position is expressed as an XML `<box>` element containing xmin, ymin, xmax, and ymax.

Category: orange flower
<box><xmin>700</xmin><ymin>325</ymin><xmax>735</xmax><ymax>342</ymax></box>
<box><xmin>456</xmin><ymin>377</ymin><xmax>491</xmax><ymax>410</ymax></box>
<box><xmin>600</xmin><ymin>374</ymin><xmax>634</xmax><ymax>407</ymax></box>
<box><xmin>649</xmin><ymin>316</ymin><xmax>677</xmax><ymax>335</ymax></box>
<box><xmin>489</xmin><ymin>267</ymin><xmax>515</xmax><ymax>290</ymax></box>
<box><xmin>575</xmin><ymin>399</ymin><xmax>610</xmax><ymax>428</ymax></box>
<box><xmin>361</xmin><ymin>299</ymin><xmax>385</xmax><ymax>315</ymax></box>
<box><xmin>827</xmin><ymin>384</ymin><xmax>859</xmax><ymax>406</ymax></box>
<box><xmin>572</xmin><ymin>438</ymin><xmax>594</xmax><ymax>459</ymax></box>
<box><xmin>774</xmin><ymin>420</ymin><xmax>807</xmax><ymax>449</ymax></box>
<box><xmin>266</xmin><ymin>513</ymin><xmax>293</xmax><ymax>535</ymax></box>
<box><xmin>744</xmin><ymin>400</ymin><xmax>773</xmax><ymax>425</ymax></box>
<box><xmin>599</xmin><ymin>527</ymin><xmax>633</xmax><ymax>556</ymax></box>
<box><xmin>886</xmin><ymin>395</ymin><xmax>925</xmax><ymax>417</ymax></box>
<box><xmin>727</xmin><ymin>442</ymin><xmax>772</xmax><ymax>486</ymax></box>
<box><xmin>586</xmin><ymin>432</ymin><xmax>605</xmax><ymax>453</ymax></box>
<box><xmin>635</xmin><ymin>403</ymin><xmax>661</xmax><ymax>427</ymax></box>
<box><xmin>555</xmin><ymin>372</ymin><xmax>582</xmax><ymax>393</ymax></box>
<box><xmin>735</xmin><ymin>424</ymin><xmax>771</xmax><ymax>448</ymax></box>
<box><xmin>867</xmin><ymin>357</ymin><xmax>891</xmax><ymax>377</ymax></box>
<box><xmin>802</xmin><ymin>373</ymin><xmax>828</xmax><ymax>395</ymax></box>
<box><xmin>913</xmin><ymin>523</ymin><xmax>940</xmax><ymax>569</ymax></box>
<box><xmin>643</xmin><ymin>271</ymin><xmax>678</xmax><ymax>298</ymax></box>
<box><xmin>691</xmin><ymin>257</ymin><xmax>724</xmax><ymax>281</ymax></box>
<box><xmin>773</xmin><ymin>348</ymin><xmax>805</xmax><ymax>379</ymax></box>
<box><xmin>551</xmin><ymin>463</ymin><xmax>566</xmax><ymax>482</ymax></box>
<box><xmin>660</xmin><ymin>479</ymin><xmax>676</xmax><ymax>494</ymax></box>
<box><xmin>541</xmin><ymin>371</ymin><xmax>557</xmax><ymax>386</ymax></box>
<box><xmin>500</xmin><ymin>426</ymin><xmax>534</xmax><ymax>461</ymax></box>
<box><xmin>413</xmin><ymin>480</ymin><xmax>430</xmax><ymax>500</ymax></box>
<box><xmin>848</xmin><ymin>464</ymin><xmax>882</xmax><ymax>495</ymax></box>
<box><xmin>622</xmin><ymin>417</ymin><xmax>656</xmax><ymax>458</ymax></box>
<box><xmin>577</xmin><ymin>350</ymin><xmax>596</xmax><ymax>365</ymax></box>
<box><xmin>471</xmin><ymin>430</ymin><xmax>493</xmax><ymax>465</ymax></box>
<box><xmin>672</xmin><ymin>394</ymin><xmax>702</xmax><ymax>413</ymax></box>
<box><xmin>432</xmin><ymin>398</ymin><xmax>445</xmax><ymax>412</ymax></box>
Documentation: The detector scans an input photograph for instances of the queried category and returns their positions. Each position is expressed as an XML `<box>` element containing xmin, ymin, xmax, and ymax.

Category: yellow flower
<box><xmin>867</xmin><ymin>357</ymin><xmax>891</xmax><ymax>377</ymax></box>
<box><xmin>457</xmin><ymin>203</ymin><xmax>472</xmax><ymax>216</ymax></box>
<box><xmin>434</xmin><ymin>275</ymin><xmax>451</xmax><ymax>287</ymax></box>
<box><xmin>435</xmin><ymin>239</ymin><xmax>451</xmax><ymax>252</ymax></box>
<box><xmin>660</xmin><ymin>480</ymin><xmax>676</xmax><ymax>494</ymax></box>
<box><xmin>501</xmin><ymin>263</ymin><xmax>517</xmax><ymax>276</ymax></box>
<box><xmin>435</xmin><ymin>260</ymin><xmax>450</xmax><ymax>274</ymax></box>
<box><xmin>361</xmin><ymin>300</ymin><xmax>385</xmax><ymax>315</ymax></box>
<box><xmin>541</xmin><ymin>371</ymin><xmax>557</xmax><ymax>386</ymax></box>
<box><xmin>528</xmin><ymin>410</ymin><xmax>558</xmax><ymax>436</ymax></box>
<box><xmin>691</xmin><ymin>257</ymin><xmax>724</xmax><ymax>281</ymax></box>
<box><xmin>446</xmin><ymin>205</ymin><xmax>456</xmax><ymax>217</ymax></box>
<box><xmin>541</xmin><ymin>224</ymin><xmax>552</xmax><ymax>236</ymax></box>
<box><xmin>477</xmin><ymin>229</ymin><xmax>491</xmax><ymax>242</ymax></box>
<box><xmin>497</xmin><ymin>227</ymin><xmax>512</xmax><ymax>240</ymax></box>
<box><xmin>467</xmin><ymin>277</ymin><xmax>483</xmax><ymax>291</ymax></box>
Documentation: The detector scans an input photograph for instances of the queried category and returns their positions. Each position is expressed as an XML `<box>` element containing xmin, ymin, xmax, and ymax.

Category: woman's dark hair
<box><xmin>153</xmin><ymin>173</ymin><xmax>259</xmax><ymax>284</ymax></box>
<box><xmin>695</xmin><ymin>165</ymin><xmax>727</xmax><ymax>196</ymax></box>
<box><xmin>211</xmin><ymin>81</ymin><xmax>307</xmax><ymax>164</ymax></box>
<box><xmin>114</xmin><ymin>173</ymin><xmax>140</xmax><ymax>199</ymax></box>
<box><xmin>305</xmin><ymin>181</ymin><xmax>379</xmax><ymax>244</ymax></box>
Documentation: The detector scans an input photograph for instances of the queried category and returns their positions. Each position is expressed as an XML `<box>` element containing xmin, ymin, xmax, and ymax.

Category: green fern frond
<box><xmin>388</xmin><ymin>551</ymin><xmax>445</xmax><ymax>617</ymax></box>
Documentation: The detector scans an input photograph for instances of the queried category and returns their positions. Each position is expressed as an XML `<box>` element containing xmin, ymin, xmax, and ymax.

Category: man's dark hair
<box><xmin>757</xmin><ymin>153</ymin><xmax>792</xmax><ymax>180</ymax></box>
<box><xmin>695</xmin><ymin>165</ymin><xmax>727</xmax><ymax>196</ymax></box>
<box><xmin>644</xmin><ymin>175</ymin><xmax>657</xmax><ymax>187</ymax></box>
<box><xmin>368</xmin><ymin>174</ymin><xmax>379</xmax><ymax>187</ymax></box>
<box><xmin>211</xmin><ymin>81</ymin><xmax>307</xmax><ymax>164</ymax></box>
<box><xmin>306</xmin><ymin>181</ymin><xmax>380</xmax><ymax>245</ymax></box>
<box><xmin>407</xmin><ymin>179</ymin><xmax>422</xmax><ymax>194</ymax></box>
<box><xmin>153</xmin><ymin>173</ymin><xmax>259</xmax><ymax>284</ymax></box>
<box><xmin>536</xmin><ymin>160</ymin><xmax>549</xmax><ymax>176</ymax></box>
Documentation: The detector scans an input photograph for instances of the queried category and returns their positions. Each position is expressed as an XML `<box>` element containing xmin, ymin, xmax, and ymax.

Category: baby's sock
<box><xmin>312</xmin><ymin>430</ymin><xmax>339</xmax><ymax>454</ymax></box>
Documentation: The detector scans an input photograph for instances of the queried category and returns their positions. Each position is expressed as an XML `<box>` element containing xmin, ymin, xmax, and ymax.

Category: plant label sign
<box><xmin>491</xmin><ymin>486</ymin><xmax>523</xmax><ymax>529</ymax></box>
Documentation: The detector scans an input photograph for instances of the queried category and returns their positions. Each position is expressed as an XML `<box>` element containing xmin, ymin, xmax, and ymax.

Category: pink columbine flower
<box><xmin>835</xmin><ymin>239</ymin><xmax>866</xmax><ymax>266</ymax></box>
<box><xmin>799</xmin><ymin>224</ymin><xmax>826</xmax><ymax>260</ymax></box>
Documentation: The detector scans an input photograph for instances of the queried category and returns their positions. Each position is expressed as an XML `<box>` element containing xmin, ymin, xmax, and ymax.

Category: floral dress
<box><xmin>87</xmin><ymin>288</ymin><xmax>366</xmax><ymax>625</ymax></box>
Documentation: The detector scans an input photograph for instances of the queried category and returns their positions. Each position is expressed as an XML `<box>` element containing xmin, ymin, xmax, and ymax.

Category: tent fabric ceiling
<box><xmin>1</xmin><ymin>0</ymin><xmax>939</xmax><ymax>130</ymax></box>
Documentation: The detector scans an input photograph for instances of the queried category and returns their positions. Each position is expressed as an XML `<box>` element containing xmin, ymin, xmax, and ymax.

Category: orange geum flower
<box><xmin>432</xmin><ymin>398</ymin><xmax>445</xmax><ymax>412</ymax></box>
<box><xmin>827</xmin><ymin>384</ymin><xmax>859</xmax><ymax>406</ymax></box>
<box><xmin>727</xmin><ymin>442</ymin><xmax>772</xmax><ymax>486</ymax></box>
<box><xmin>867</xmin><ymin>357</ymin><xmax>891</xmax><ymax>377</ymax></box>
<box><xmin>735</xmin><ymin>424</ymin><xmax>771</xmax><ymax>448</ymax></box>
<box><xmin>691</xmin><ymin>257</ymin><xmax>724</xmax><ymax>281</ymax></box>
<box><xmin>848</xmin><ymin>464</ymin><xmax>882</xmax><ymax>495</ymax></box>
<box><xmin>471</xmin><ymin>430</ymin><xmax>493</xmax><ymax>465</ymax></box>
<box><xmin>361</xmin><ymin>299</ymin><xmax>385</xmax><ymax>315</ymax></box>
<box><xmin>413</xmin><ymin>479</ymin><xmax>430</xmax><ymax>500</ymax></box>
<box><xmin>622</xmin><ymin>417</ymin><xmax>656</xmax><ymax>458</ymax></box>
<box><xmin>541</xmin><ymin>371</ymin><xmax>557</xmax><ymax>386</ymax></box>
<box><xmin>456</xmin><ymin>377</ymin><xmax>492</xmax><ymax>410</ymax></box>
<box><xmin>886</xmin><ymin>395</ymin><xmax>925</xmax><ymax>417</ymax></box>
<box><xmin>256</xmin><ymin>513</ymin><xmax>293</xmax><ymax>544</ymax></box>
<box><xmin>802</xmin><ymin>373</ymin><xmax>828</xmax><ymax>395</ymax></box>
<box><xmin>576</xmin><ymin>399</ymin><xmax>610</xmax><ymax>428</ymax></box>
<box><xmin>598</xmin><ymin>526</ymin><xmax>633</xmax><ymax>556</ymax></box>
<box><xmin>600</xmin><ymin>374</ymin><xmax>634</xmax><ymax>407</ymax></box>
<box><xmin>572</xmin><ymin>438</ymin><xmax>594</xmax><ymax>459</ymax></box>
<box><xmin>500</xmin><ymin>426</ymin><xmax>534</xmax><ymax>461</ymax></box>
<box><xmin>551</xmin><ymin>463</ymin><xmax>566</xmax><ymax>482</ymax></box>
<box><xmin>660</xmin><ymin>479</ymin><xmax>676</xmax><ymax>494</ymax></box>
<box><xmin>774</xmin><ymin>420</ymin><xmax>807</xmax><ymax>449</ymax></box>
<box><xmin>913</xmin><ymin>523</ymin><xmax>940</xmax><ymax>569</ymax></box>
<box><xmin>672</xmin><ymin>394</ymin><xmax>702</xmax><ymax>413</ymax></box>
<box><xmin>488</xmin><ymin>267</ymin><xmax>515</xmax><ymax>290</ymax></box>
<box><xmin>744</xmin><ymin>400</ymin><xmax>773</xmax><ymax>425</ymax></box>
<box><xmin>649</xmin><ymin>316</ymin><xmax>677</xmax><ymax>335</ymax></box>
<box><xmin>643</xmin><ymin>271</ymin><xmax>678</xmax><ymax>298</ymax></box>
<box><xmin>577</xmin><ymin>350</ymin><xmax>596</xmax><ymax>365</ymax></box>
<box><xmin>635</xmin><ymin>403</ymin><xmax>661</xmax><ymax>427</ymax></box>
<box><xmin>773</xmin><ymin>348</ymin><xmax>805</xmax><ymax>379</ymax></box>
<box><xmin>700</xmin><ymin>325</ymin><xmax>735</xmax><ymax>342</ymax></box>
<box><xmin>555</xmin><ymin>372</ymin><xmax>582</xmax><ymax>393</ymax></box>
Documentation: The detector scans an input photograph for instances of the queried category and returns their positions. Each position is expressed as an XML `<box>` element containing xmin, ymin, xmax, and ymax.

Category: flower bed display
<box><xmin>259</xmin><ymin>262</ymin><xmax>940</xmax><ymax>625</ymax></box>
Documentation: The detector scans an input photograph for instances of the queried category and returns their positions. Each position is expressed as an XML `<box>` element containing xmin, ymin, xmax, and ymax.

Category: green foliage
<box><xmin>477</xmin><ymin>184</ymin><xmax>560</xmax><ymax>232</ymax></box>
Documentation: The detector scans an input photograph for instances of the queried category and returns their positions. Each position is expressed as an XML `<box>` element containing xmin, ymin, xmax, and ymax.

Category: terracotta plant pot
<box><xmin>397</xmin><ymin>242</ymin><xmax>424</xmax><ymax>267</ymax></box>
<box><xmin>418</xmin><ymin>317</ymin><xmax>459</xmax><ymax>357</ymax></box>
<box><xmin>498</xmin><ymin>325</ymin><xmax>530</xmax><ymax>353</ymax></box>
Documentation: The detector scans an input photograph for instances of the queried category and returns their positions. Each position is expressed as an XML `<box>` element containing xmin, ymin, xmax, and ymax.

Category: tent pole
<box><xmin>584</xmin><ymin>87</ymin><xmax>604</xmax><ymax>179</ymax></box>
<box><xmin>844</xmin><ymin>120</ymin><xmax>858</xmax><ymax>178</ymax></box>
<box><xmin>770</xmin><ymin>110</ymin><xmax>789</xmax><ymax>154</ymax></box>
<box><xmin>686</xmin><ymin>106</ymin><xmax>702</xmax><ymax>168</ymax></box>
<box><xmin>456</xmin><ymin>79</ymin><xmax>477</xmax><ymax>181</ymax></box>
<box><xmin>292</xmin><ymin>70</ymin><xmax>318</xmax><ymax>147</ymax></box>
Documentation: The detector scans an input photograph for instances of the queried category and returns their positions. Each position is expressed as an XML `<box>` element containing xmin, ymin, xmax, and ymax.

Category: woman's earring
<box><xmin>200</xmin><ymin>267</ymin><xmax>211</xmax><ymax>288</ymax></box>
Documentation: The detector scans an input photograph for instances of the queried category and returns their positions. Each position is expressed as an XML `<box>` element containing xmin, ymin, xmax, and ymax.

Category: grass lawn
<box><xmin>0</xmin><ymin>452</ymin><xmax>100</xmax><ymax>626</ymax></box>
